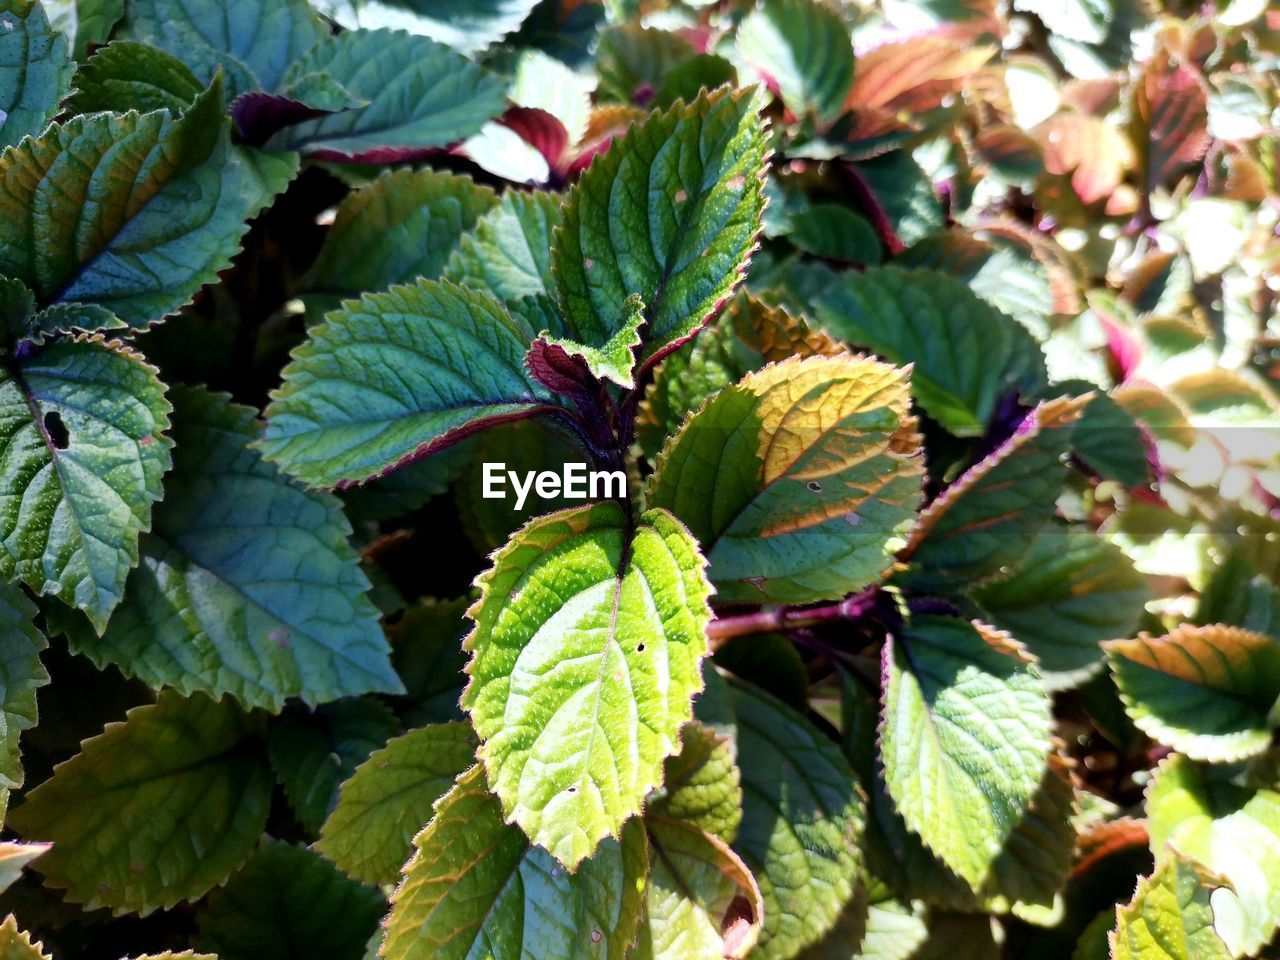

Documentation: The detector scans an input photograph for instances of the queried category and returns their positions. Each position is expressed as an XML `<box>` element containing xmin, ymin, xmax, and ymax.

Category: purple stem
<box><xmin>706</xmin><ymin>588</ymin><xmax>880</xmax><ymax>649</ymax></box>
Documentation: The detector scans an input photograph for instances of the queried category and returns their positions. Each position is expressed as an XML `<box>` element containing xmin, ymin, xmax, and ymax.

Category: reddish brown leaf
<box><xmin>1036</xmin><ymin>111</ymin><xmax>1135</xmax><ymax>205</ymax></box>
<box><xmin>1133</xmin><ymin>61</ymin><xmax>1210</xmax><ymax>192</ymax></box>
<box><xmin>845</xmin><ymin>35</ymin><xmax>994</xmax><ymax>114</ymax></box>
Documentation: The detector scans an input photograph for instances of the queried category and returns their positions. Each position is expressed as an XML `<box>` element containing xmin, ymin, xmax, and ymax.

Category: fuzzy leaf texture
<box><xmin>8</xmin><ymin>692</ymin><xmax>272</xmax><ymax>915</ymax></box>
<box><xmin>61</xmin><ymin>386</ymin><xmax>400</xmax><ymax>709</ymax></box>
<box><xmin>1108</xmin><ymin>624</ymin><xmax>1280</xmax><ymax>763</ymax></box>
<box><xmin>552</xmin><ymin>85</ymin><xmax>769</xmax><ymax>368</ymax></box>
<box><xmin>382</xmin><ymin>764</ymin><xmax>648</xmax><ymax>960</ymax></box>
<box><xmin>0</xmin><ymin>78</ymin><xmax>298</xmax><ymax>327</ymax></box>
<box><xmin>1110</xmin><ymin>851</ymin><xmax>1230</xmax><ymax>960</ymax></box>
<box><xmin>1147</xmin><ymin>754</ymin><xmax>1280</xmax><ymax>957</ymax></box>
<box><xmin>260</xmin><ymin>279</ymin><xmax>553</xmax><ymax>489</ymax></box>
<box><xmin>462</xmin><ymin>502</ymin><xmax>712</xmax><ymax>869</ymax></box>
<box><xmin>648</xmin><ymin>354</ymin><xmax>923</xmax><ymax>604</ymax></box>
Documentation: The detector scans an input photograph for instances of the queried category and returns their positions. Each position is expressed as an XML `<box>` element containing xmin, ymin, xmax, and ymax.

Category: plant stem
<box><xmin>706</xmin><ymin>588</ymin><xmax>880</xmax><ymax>650</ymax></box>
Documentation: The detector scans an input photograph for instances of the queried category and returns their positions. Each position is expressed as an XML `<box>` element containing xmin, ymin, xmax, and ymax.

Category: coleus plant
<box><xmin>0</xmin><ymin>0</ymin><xmax>1276</xmax><ymax>959</ymax></box>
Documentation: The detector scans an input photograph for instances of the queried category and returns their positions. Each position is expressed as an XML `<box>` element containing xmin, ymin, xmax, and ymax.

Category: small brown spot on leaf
<box><xmin>726</xmin><ymin>175</ymin><xmax>746</xmax><ymax>191</ymax></box>
<box><xmin>674</xmin><ymin>188</ymin><xmax>687</xmax><ymax>203</ymax></box>
<box><xmin>270</xmin><ymin>628</ymin><xmax>290</xmax><ymax>649</ymax></box>
<box><xmin>590</xmin><ymin>930</ymin><xmax>603</xmax><ymax>944</ymax></box>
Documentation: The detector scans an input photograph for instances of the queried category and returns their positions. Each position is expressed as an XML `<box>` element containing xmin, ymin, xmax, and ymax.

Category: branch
<box><xmin>706</xmin><ymin>588</ymin><xmax>880</xmax><ymax>651</ymax></box>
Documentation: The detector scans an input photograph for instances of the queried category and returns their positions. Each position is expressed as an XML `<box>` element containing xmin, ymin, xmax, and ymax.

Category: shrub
<box><xmin>0</xmin><ymin>0</ymin><xmax>1276</xmax><ymax>958</ymax></box>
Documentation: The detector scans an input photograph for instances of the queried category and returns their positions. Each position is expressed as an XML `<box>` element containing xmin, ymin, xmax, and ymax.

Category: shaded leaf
<box><xmin>0</xmin><ymin>584</ymin><xmax>45</xmax><ymax>790</ymax></box>
<box><xmin>442</xmin><ymin>189</ymin><xmax>562</xmax><ymax>304</ymax></box>
<box><xmin>881</xmin><ymin>617</ymin><xmax>1053</xmax><ymax>888</ymax></box>
<box><xmin>813</xmin><ymin>265</ymin><xmax>1047</xmax><ymax>436</ymax></box>
<box><xmin>728</xmin><ymin>677</ymin><xmax>863</xmax><ymax>960</ymax></box>
<box><xmin>119</xmin><ymin>0</ymin><xmax>326</xmax><ymax>98</ymax></box>
<box><xmin>648</xmin><ymin>355</ymin><xmax>923</xmax><ymax>605</ymax></box>
<box><xmin>973</xmin><ymin>531</ymin><xmax>1151</xmax><ymax>690</ymax></box>
<box><xmin>66</xmin><ymin>386</ymin><xmax>400</xmax><ymax>710</ymax></box>
<box><xmin>8</xmin><ymin>692</ymin><xmax>272</xmax><ymax>915</ymax></box>
<box><xmin>902</xmin><ymin>397</ymin><xmax>1085</xmax><ymax>592</ymax></box>
<box><xmin>67</xmin><ymin>40</ymin><xmax>205</xmax><ymax>114</ymax></box>
<box><xmin>268</xmin><ymin>698</ymin><xmax>400</xmax><ymax>834</ymax></box>
<box><xmin>462</xmin><ymin>502</ymin><xmax>712</xmax><ymax>869</ymax></box>
<box><xmin>382</xmin><ymin>764</ymin><xmax>647</xmax><ymax>960</ymax></box>
<box><xmin>317</xmin><ymin>721</ymin><xmax>477</xmax><ymax>886</ymax></box>
<box><xmin>195</xmin><ymin>840</ymin><xmax>384</xmax><ymax>960</ymax></box>
<box><xmin>0</xmin><ymin>0</ymin><xmax>72</xmax><ymax>149</ymax></box>
<box><xmin>306</xmin><ymin>169</ymin><xmax>497</xmax><ymax>303</ymax></box>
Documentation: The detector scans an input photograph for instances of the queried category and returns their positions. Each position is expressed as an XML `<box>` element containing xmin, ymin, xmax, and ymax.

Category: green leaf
<box><xmin>0</xmin><ymin>336</ymin><xmax>171</xmax><ymax>630</ymax></box>
<box><xmin>195</xmin><ymin>840</ymin><xmax>384</xmax><ymax>960</ymax></box>
<box><xmin>67</xmin><ymin>0</ymin><xmax>125</xmax><ymax>60</ymax></box>
<box><xmin>382</xmin><ymin>764</ymin><xmax>648</xmax><ymax>960</ymax></box>
<box><xmin>901</xmin><ymin>397</ymin><xmax>1086</xmax><ymax>593</ymax></box>
<box><xmin>787</xmin><ymin>204</ymin><xmax>882</xmax><ymax>264</ymax></box>
<box><xmin>647</xmin><ymin>354</ymin><xmax>924</xmax><ymax>605</ymax></box>
<box><xmin>305</xmin><ymin>169</ymin><xmax>498</xmax><ymax>304</ymax></box>
<box><xmin>1107</xmin><ymin>624</ymin><xmax>1280</xmax><ymax>762</ymax></box>
<box><xmin>312</xmin><ymin>0</ymin><xmax>540</xmax><ymax>56</ymax></box>
<box><xmin>813</xmin><ymin>266</ymin><xmax>1047</xmax><ymax>435</ymax></box>
<box><xmin>442</xmin><ymin>188</ymin><xmax>562</xmax><ymax>304</ymax></box>
<box><xmin>0</xmin><ymin>917</ymin><xmax>49</xmax><ymax>960</ymax></box>
<box><xmin>648</xmin><ymin>720</ymin><xmax>742</xmax><ymax>843</ymax></box>
<box><xmin>637</xmin><ymin>291</ymin><xmax>842</xmax><ymax>458</ymax></box>
<box><xmin>0</xmin><ymin>583</ymin><xmax>47</xmax><ymax>789</ymax></box>
<box><xmin>531</xmin><ymin>293</ymin><xmax>644</xmax><ymax>388</ymax></box>
<box><xmin>735</xmin><ymin>0</ymin><xmax>855</xmax><ymax>123</ymax></box>
<box><xmin>855</xmin><ymin>899</ymin><xmax>929</xmax><ymax>960</ymax></box>
<box><xmin>1147</xmin><ymin>754</ymin><xmax>1280</xmax><ymax>957</ymax></box>
<box><xmin>1199</xmin><ymin>551</ymin><xmax>1280</xmax><ymax>640</ymax></box>
<box><xmin>67</xmin><ymin>41</ymin><xmax>205</xmax><ymax>114</ymax></box>
<box><xmin>0</xmin><ymin>842</ymin><xmax>47</xmax><ymax>895</ymax></box>
<box><xmin>881</xmin><ymin>616</ymin><xmax>1053</xmax><ymax>889</ymax></box>
<box><xmin>462</xmin><ymin>502</ymin><xmax>712</xmax><ymax>870</ymax></box>
<box><xmin>268</xmin><ymin>698</ymin><xmax>400</xmax><ymax>834</ymax></box>
<box><xmin>634</xmin><ymin>817</ymin><xmax>763</xmax><ymax>960</ymax></box>
<box><xmin>1056</xmin><ymin>381</ymin><xmax>1151</xmax><ymax>487</ymax></box>
<box><xmin>973</xmin><ymin>531</ymin><xmax>1151</xmax><ymax>690</ymax></box>
<box><xmin>0</xmin><ymin>89</ymin><xmax>299</xmax><ymax>326</ymax></box>
<box><xmin>8</xmin><ymin>692</ymin><xmax>272</xmax><ymax>915</ymax></box>
<box><xmin>266</xmin><ymin>29</ymin><xmax>507</xmax><ymax>160</ymax></box>
<box><xmin>119</xmin><ymin>0</ymin><xmax>326</xmax><ymax>97</ymax></box>
<box><xmin>595</xmin><ymin>24</ymin><xmax>694</xmax><ymax>105</ymax></box>
<box><xmin>0</xmin><ymin>0</ymin><xmax>73</xmax><ymax>149</ymax></box>
<box><xmin>552</xmin><ymin>85</ymin><xmax>768</xmax><ymax>366</ymax></box>
<box><xmin>317</xmin><ymin>721</ymin><xmax>477</xmax><ymax>886</ymax></box>
<box><xmin>64</xmin><ymin>386</ymin><xmax>400</xmax><ymax>709</ymax></box>
<box><xmin>1110</xmin><ymin>851</ymin><xmax>1230</xmax><ymax>960</ymax></box>
<box><xmin>727</xmin><ymin>677</ymin><xmax>863</xmax><ymax>960</ymax></box>
<box><xmin>386</xmin><ymin>597</ymin><xmax>469</xmax><ymax>725</ymax></box>
<box><xmin>259</xmin><ymin>278</ymin><xmax>553</xmax><ymax>490</ymax></box>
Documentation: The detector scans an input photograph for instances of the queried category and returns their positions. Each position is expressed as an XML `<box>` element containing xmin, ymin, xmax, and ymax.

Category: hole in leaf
<box><xmin>806</xmin><ymin>480</ymin><xmax>823</xmax><ymax>492</ymax></box>
<box><xmin>44</xmin><ymin>412</ymin><xmax>69</xmax><ymax>449</ymax></box>
<box><xmin>567</xmin><ymin>785</ymin><xmax>577</xmax><ymax>793</ymax></box>
<box><xmin>636</xmin><ymin>643</ymin><xmax>645</xmax><ymax>652</ymax></box>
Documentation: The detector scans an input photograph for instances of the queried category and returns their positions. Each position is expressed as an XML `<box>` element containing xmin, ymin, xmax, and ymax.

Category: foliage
<box><xmin>0</xmin><ymin>0</ymin><xmax>1276</xmax><ymax>958</ymax></box>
